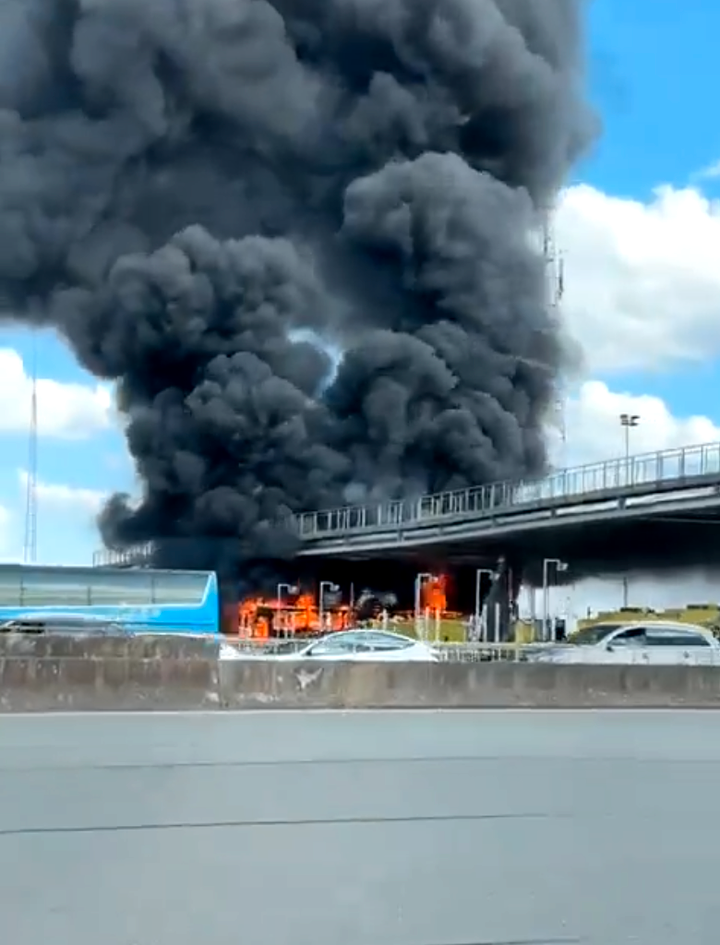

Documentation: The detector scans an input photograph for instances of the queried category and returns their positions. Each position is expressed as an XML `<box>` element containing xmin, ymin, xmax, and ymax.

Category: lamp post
<box><xmin>619</xmin><ymin>413</ymin><xmax>639</xmax><ymax>608</ymax></box>
<box><xmin>474</xmin><ymin>568</ymin><xmax>494</xmax><ymax>642</ymax></box>
<box><xmin>277</xmin><ymin>583</ymin><xmax>296</xmax><ymax>637</ymax></box>
<box><xmin>620</xmin><ymin>413</ymin><xmax>639</xmax><ymax>482</ymax></box>
<box><xmin>414</xmin><ymin>572</ymin><xmax>433</xmax><ymax>639</ymax></box>
<box><xmin>277</xmin><ymin>583</ymin><xmax>295</xmax><ymax>603</ymax></box>
<box><xmin>621</xmin><ymin>576</ymin><xmax>629</xmax><ymax>609</ymax></box>
<box><xmin>319</xmin><ymin>581</ymin><xmax>339</xmax><ymax>634</ymax></box>
<box><xmin>542</xmin><ymin>558</ymin><xmax>568</xmax><ymax>641</ymax></box>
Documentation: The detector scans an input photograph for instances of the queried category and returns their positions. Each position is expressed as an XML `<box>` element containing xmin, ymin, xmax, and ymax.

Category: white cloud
<box><xmin>550</xmin><ymin>175</ymin><xmax>720</xmax><ymax>466</ymax></box>
<box><xmin>696</xmin><ymin>159</ymin><xmax>720</xmax><ymax>181</ymax></box>
<box><xmin>554</xmin><ymin>380</ymin><xmax>720</xmax><ymax>468</ymax></box>
<box><xmin>18</xmin><ymin>469</ymin><xmax>107</xmax><ymax>516</ymax></box>
<box><xmin>555</xmin><ymin>182</ymin><xmax>720</xmax><ymax>374</ymax></box>
<box><xmin>544</xmin><ymin>379</ymin><xmax>720</xmax><ymax>619</ymax></box>
<box><xmin>0</xmin><ymin>348</ymin><xmax>113</xmax><ymax>439</ymax></box>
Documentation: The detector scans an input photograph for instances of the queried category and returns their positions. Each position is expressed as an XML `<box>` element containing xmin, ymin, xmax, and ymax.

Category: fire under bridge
<box><xmin>94</xmin><ymin>441</ymin><xmax>720</xmax><ymax>640</ymax></box>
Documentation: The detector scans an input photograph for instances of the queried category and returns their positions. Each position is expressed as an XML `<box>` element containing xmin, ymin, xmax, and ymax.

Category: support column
<box><xmin>482</xmin><ymin>557</ymin><xmax>522</xmax><ymax>642</ymax></box>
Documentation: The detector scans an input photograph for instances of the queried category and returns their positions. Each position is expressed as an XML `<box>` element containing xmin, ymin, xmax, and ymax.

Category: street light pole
<box><xmin>277</xmin><ymin>583</ymin><xmax>293</xmax><ymax>603</ymax></box>
<box><xmin>620</xmin><ymin>413</ymin><xmax>639</xmax><ymax>478</ymax></box>
<box><xmin>619</xmin><ymin>413</ymin><xmax>639</xmax><ymax>605</ymax></box>
<box><xmin>542</xmin><ymin>558</ymin><xmax>568</xmax><ymax>641</ymax></box>
<box><xmin>277</xmin><ymin>583</ymin><xmax>295</xmax><ymax>637</ymax></box>
<box><xmin>319</xmin><ymin>581</ymin><xmax>338</xmax><ymax>635</ymax></box>
<box><xmin>414</xmin><ymin>572</ymin><xmax>433</xmax><ymax>639</ymax></box>
<box><xmin>474</xmin><ymin>568</ymin><xmax>494</xmax><ymax>642</ymax></box>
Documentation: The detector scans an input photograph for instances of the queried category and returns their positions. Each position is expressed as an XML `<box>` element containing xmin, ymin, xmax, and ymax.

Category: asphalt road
<box><xmin>1</xmin><ymin>709</ymin><xmax>720</xmax><ymax>945</ymax></box>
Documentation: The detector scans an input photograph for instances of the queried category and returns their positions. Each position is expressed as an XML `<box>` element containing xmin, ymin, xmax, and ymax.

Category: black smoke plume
<box><xmin>0</xmin><ymin>0</ymin><xmax>594</xmax><ymax>588</ymax></box>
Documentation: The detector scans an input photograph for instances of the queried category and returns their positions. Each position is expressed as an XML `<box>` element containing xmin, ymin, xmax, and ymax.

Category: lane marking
<box><xmin>0</xmin><ymin>810</ymin><xmax>560</xmax><ymax>838</ymax></box>
<box><xmin>3</xmin><ymin>707</ymin><xmax>718</xmax><ymax>720</ymax></box>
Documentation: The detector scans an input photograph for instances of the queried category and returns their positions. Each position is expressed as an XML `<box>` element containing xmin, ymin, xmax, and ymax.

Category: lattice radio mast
<box><xmin>543</xmin><ymin>219</ymin><xmax>567</xmax><ymax>464</ymax></box>
<box><xmin>23</xmin><ymin>334</ymin><xmax>38</xmax><ymax>564</ymax></box>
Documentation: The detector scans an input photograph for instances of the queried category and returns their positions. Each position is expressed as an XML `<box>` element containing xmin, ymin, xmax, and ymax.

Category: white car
<box><xmin>527</xmin><ymin>620</ymin><xmax>720</xmax><ymax>666</ymax></box>
<box><xmin>222</xmin><ymin>629</ymin><xmax>439</xmax><ymax>663</ymax></box>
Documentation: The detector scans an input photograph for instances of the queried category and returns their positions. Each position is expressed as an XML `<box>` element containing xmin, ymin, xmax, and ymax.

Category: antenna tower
<box><xmin>543</xmin><ymin>218</ymin><xmax>567</xmax><ymax>463</ymax></box>
<box><xmin>23</xmin><ymin>335</ymin><xmax>38</xmax><ymax>564</ymax></box>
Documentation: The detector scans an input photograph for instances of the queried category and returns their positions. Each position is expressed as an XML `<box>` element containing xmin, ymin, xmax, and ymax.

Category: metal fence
<box><xmin>225</xmin><ymin>637</ymin><xmax>307</xmax><ymax>655</ymax></box>
<box><xmin>92</xmin><ymin>441</ymin><xmax>720</xmax><ymax>562</ymax></box>
<box><xmin>93</xmin><ymin>546</ymin><xmax>155</xmax><ymax>568</ymax></box>
<box><xmin>292</xmin><ymin>440</ymin><xmax>720</xmax><ymax>539</ymax></box>
<box><xmin>432</xmin><ymin>643</ymin><xmax>552</xmax><ymax>662</ymax></box>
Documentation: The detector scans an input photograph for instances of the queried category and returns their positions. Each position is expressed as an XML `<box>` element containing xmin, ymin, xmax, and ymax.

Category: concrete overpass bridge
<box><xmin>94</xmin><ymin>441</ymin><xmax>720</xmax><ymax>638</ymax></box>
<box><xmin>94</xmin><ymin>440</ymin><xmax>720</xmax><ymax>572</ymax></box>
<box><xmin>291</xmin><ymin>440</ymin><xmax>720</xmax><ymax>571</ymax></box>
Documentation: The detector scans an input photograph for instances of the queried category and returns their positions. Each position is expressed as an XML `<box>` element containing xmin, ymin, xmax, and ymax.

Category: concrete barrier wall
<box><xmin>0</xmin><ymin>634</ymin><xmax>220</xmax><ymax>711</ymax></box>
<box><xmin>0</xmin><ymin>632</ymin><xmax>219</xmax><ymax>661</ymax></box>
<box><xmin>4</xmin><ymin>639</ymin><xmax>720</xmax><ymax>711</ymax></box>
<box><xmin>217</xmin><ymin>661</ymin><xmax>720</xmax><ymax>709</ymax></box>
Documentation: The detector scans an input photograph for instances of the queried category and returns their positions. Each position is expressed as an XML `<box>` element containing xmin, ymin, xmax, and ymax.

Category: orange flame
<box><xmin>232</xmin><ymin>588</ymin><xmax>351</xmax><ymax>638</ymax></box>
<box><xmin>421</xmin><ymin>574</ymin><xmax>448</xmax><ymax>612</ymax></box>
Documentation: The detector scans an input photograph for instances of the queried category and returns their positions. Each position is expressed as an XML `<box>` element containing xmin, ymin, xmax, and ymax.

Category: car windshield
<box><xmin>365</xmin><ymin>632</ymin><xmax>415</xmax><ymax>650</ymax></box>
<box><xmin>305</xmin><ymin>630</ymin><xmax>415</xmax><ymax>655</ymax></box>
<box><xmin>571</xmin><ymin>623</ymin><xmax>626</xmax><ymax>646</ymax></box>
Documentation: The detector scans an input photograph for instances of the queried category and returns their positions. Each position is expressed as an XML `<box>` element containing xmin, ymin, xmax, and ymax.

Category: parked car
<box><xmin>527</xmin><ymin>620</ymin><xmax>720</xmax><ymax>665</ymax></box>
<box><xmin>221</xmin><ymin>629</ymin><xmax>439</xmax><ymax>662</ymax></box>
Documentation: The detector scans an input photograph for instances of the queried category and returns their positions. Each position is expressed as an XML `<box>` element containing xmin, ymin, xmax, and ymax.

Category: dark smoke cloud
<box><xmin>0</xmin><ymin>0</ymin><xmax>594</xmax><ymax>588</ymax></box>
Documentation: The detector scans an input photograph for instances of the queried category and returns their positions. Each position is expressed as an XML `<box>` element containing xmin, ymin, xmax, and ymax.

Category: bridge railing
<box><xmin>292</xmin><ymin>441</ymin><xmax>720</xmax><ymax>540</ymax></box>
<box><xmin>91</xmin><ymin>442</ymin><xmax>720</xmax><ymax>557</ymax></box>
<box><xmin>93</xmin><ymin>545</ymin><xmax>155</xmax><ymax>568</ymax></box>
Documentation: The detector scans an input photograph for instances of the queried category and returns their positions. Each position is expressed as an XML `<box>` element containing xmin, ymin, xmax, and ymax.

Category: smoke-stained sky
<box><xmin>0</xmin><ymin>0</ymin><xmax>594</xmax><ymax>585</ymax></box>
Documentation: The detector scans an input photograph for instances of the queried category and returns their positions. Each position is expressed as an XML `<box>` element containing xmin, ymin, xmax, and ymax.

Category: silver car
<box><xmin>527</xmin><ymin>620</ymin><xmax>720</xmax><ymax>665</ymax></box>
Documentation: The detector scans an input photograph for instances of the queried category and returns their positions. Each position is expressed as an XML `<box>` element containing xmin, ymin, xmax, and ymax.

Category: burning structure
<box><xmin>0</xmin><ymin>0</ymin><xmax>594</xmax><ymax>592</ymax></box>
<box><xmin>230</xmin><ymin>591</ymin><xmax>353</xmax><ymax>638</ymax></box>
<box><xmin>227</xmin><ymin>572</ymin><xmax>462</xmax><ymax>640</ymax></box>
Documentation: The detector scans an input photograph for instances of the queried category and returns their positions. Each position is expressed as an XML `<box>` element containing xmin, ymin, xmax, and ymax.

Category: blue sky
<box><xmin>582</xmin><ymin>0</ymin><xmax>720</xmax><ymax>414</ymax></box>
<box><xmin>1</xmin><ymin>0</ymin><xmax>720</xmax><ymax>565</ymax></box>
<box><xmin>587</xmin><ymin>0</ymin><xmax>720</xmax><ymax>195</ymax></box>
<box><xmin>0</xmin><ymin>327</ymin><xmax>133</xmax><ymax>562</ymax></box>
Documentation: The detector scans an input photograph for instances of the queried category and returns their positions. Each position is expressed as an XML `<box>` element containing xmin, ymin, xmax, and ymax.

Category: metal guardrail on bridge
<box><xmin>93</xmin><ymin>545</ymin><xmax>155</xmax><ymax>568</ymax></box>
<box><xmin>92</xmin><ymin>442</ymin><xmax>720</xmax><ymax>564</ymax></box>
<box><xmin>291</xmin><ymin>441</ymin><xmax>720</xmax><ymax>540</ymax></box>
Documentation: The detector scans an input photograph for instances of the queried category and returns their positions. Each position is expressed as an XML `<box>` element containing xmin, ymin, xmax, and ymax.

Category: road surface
<box><xmin>1</xmin><ymin>709</ymin><xmax>720</xmax><ymax>944</ymax></box>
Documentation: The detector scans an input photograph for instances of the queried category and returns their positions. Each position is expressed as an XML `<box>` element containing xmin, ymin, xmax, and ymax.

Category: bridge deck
<box><xmin>295</xmin><ymin>441</ymin><xmax>720</xmax><ymax>547</ymax></box>
<box><xmin>93</xmin><ymin>441</ymin><xmax>720</xmax><ymax>568</ymax></box>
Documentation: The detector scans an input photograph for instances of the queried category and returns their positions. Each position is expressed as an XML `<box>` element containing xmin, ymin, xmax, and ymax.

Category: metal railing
<box><xmin>93</xmin><ymin>545</ymin><xmax>155</xmax><ymax>568</ymax></box>
<box><xmin>91</xmin><ymin>441</ymin><xmax>720</xmax><ymax>562</ymax></box>
<box><xmin>433</xmin><ymin>643</ymin><xmax>542</xmax><ymax>662</ymax></box>
<box><xmin>292</xmin><ymin>441</ymin><xmax>720</xmax><ymax>539</ymax></box>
